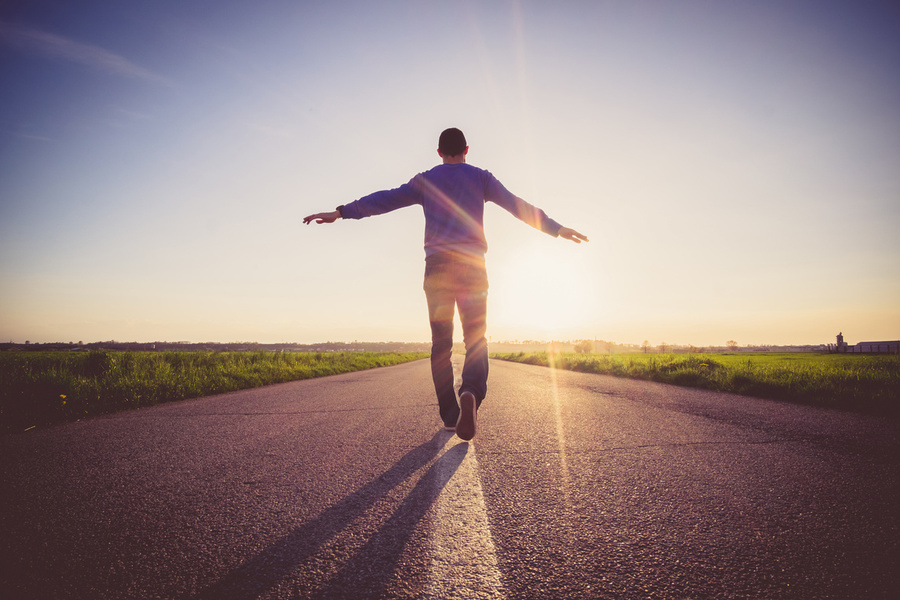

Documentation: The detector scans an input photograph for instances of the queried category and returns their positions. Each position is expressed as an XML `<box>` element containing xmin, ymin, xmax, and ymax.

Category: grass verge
<box><xmin>491</xmin><ymin>352</ymin><xmax>899</xmax><ymax>416</ymax></box>
<box><xmin>1</xmin><ymin>350</ymin><xmax>428</xmax><ymax>433</ymax></box>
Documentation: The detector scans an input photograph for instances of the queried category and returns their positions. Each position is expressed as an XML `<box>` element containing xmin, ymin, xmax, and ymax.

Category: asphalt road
<box><xmin>1</xmin><ymin>357</ymin><xmax>898</xmax><ymax>599</ymax></box>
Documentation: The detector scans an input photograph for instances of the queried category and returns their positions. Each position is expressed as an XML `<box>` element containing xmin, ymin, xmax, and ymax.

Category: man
<box><xmin>304</xmin><ymin>128</ymin><xmax>588</xmax><ymax>440</ymax></box>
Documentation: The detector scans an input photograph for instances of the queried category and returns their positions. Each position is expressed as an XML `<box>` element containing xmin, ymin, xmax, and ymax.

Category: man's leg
<box><xmin>424</xmin><ymin>268</ymin><xmax>459</xmax><ymax>428</ymax></box>
<box><xmin>455</xmin><ymin>279</ymin><xmax>487</xmax><ymax>441</ymax></box>
<box><xmin>457</xmin><ymin>264</ymin><xmax>489</xmax><ymax>409</ymax></box>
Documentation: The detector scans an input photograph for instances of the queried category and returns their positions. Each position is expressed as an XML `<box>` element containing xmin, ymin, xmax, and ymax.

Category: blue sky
<box><xmin>2</xmin><ymin>0</ymin><xmax>899</xmax><ymax>347</ymax></box>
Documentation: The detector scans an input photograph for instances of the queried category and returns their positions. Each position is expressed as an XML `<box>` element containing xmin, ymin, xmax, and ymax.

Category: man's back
<box><xmin>342</xmin><ymin>162</ymin><xmax>562</xmax><ymax>259</ymax></box>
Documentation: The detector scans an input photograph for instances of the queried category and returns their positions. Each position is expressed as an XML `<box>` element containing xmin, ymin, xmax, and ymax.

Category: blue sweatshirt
<box><xmin>341</xmin><ymin>163</ymin><xmax>563</xmax><ymax>259</ymax></box>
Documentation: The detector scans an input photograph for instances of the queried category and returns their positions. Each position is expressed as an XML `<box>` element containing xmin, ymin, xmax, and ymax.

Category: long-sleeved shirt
<box><xmin>341</xmin><ymin>163</ymin><xmax>563</xmax><ymax>259</ymax></box>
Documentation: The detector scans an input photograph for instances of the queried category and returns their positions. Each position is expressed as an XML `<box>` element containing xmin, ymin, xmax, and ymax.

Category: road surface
<box><xmin>2</xmin><ymin>357</ymin><xmax>898</xmax><ymax>599</ymax></box>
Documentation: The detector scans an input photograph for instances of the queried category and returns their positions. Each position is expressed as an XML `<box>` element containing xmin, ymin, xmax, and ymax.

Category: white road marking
<box><xmin>425</xmin><ymin>435</ymin><xmax>506</xmax><ymax>599</ymax></box>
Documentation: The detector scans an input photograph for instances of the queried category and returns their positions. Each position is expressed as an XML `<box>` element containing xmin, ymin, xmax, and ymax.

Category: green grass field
<box><xmin>4</xmin><ymin>349</ymin><xmax>896</xmax><ymax>433</ymax></box>
<box><xmin>0</xmin><ymin>350</ymin><xmax>428</xmax><ymax>433</ymax></box>
<box><xmin>491</xmin><ymin>351</ymin><xmax>900</xmax><ymax>416</ymax></box>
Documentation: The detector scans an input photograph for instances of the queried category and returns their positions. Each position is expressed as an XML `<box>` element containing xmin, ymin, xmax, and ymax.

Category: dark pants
<box><xmin>423</xmin><ymin>254</ymin><xmax>489</xmax><ymax>427</ymax></box>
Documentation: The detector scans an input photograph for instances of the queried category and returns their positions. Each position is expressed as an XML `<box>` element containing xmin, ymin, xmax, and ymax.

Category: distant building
<box><xmin>835</xmin><ymin>333</ymin><xmax>900</xmax><ymax>354</ymax></box>
<box><xmin>849</xmin><ymin>341</ymin><xmax>900</xmax><ymax>353</ymax></box>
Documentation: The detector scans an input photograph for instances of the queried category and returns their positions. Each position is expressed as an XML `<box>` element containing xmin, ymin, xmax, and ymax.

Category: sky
<box><xmin>2</xmin><ymin>0</ymin><xmax>899</xmax><ymax>348</ymax></box>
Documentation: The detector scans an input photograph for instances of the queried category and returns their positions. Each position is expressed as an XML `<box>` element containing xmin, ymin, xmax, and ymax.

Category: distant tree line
<box><xmin>0</xmin><ymin>341</ymin><xmax>431</xmax><ymax>353</ymax></box>
<box><xmin>2</xmin><ymin>339</ymin><xmax>829</xmax><ymax>354</ymax></box>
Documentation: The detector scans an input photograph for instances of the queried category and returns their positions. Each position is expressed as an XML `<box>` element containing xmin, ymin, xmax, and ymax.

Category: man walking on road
<box><xmin>304</xmin><ymin>128</ymin><xmax>588</xmax><ymax>441</ymax></box>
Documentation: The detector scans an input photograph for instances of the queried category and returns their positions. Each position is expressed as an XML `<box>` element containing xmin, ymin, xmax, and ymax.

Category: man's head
<box><xmin>438</xmin><ymin>127</ymin><xmax>468</xmax><ymax>159</ymax></box>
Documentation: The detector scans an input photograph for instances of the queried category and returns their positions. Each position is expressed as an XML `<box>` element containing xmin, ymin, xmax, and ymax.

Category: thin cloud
<box><xmin>14</xmin><ymin>132</ymin><xmax>55</xmax><ymax>142</ymax></box>
<box><xmin>115</xmin><ymin>107</ymin><xmax>152</xmax><ymax>120</ymax></box>
<box><xmin>0</xmin><ymin>21</ymin><xmax>173</xmax><ymax>86</ymax></box>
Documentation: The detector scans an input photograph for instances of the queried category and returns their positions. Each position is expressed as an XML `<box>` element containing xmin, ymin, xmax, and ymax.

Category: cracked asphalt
<box><xmin>1</xmin><ymin>358</ymin><xmax>897</xmax><ymax>599</ymax></box>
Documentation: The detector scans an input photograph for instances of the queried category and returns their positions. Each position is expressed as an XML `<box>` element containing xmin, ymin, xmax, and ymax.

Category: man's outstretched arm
<box><xmin>558</xmin><ymin>227</ymin><xmax>589</xmax><ymax>243</ymax></box>
<box><xmin>303</xmin><ymin>209</ymin><xmax>341</xmax><ymax>225</ymax></box>
<box><xmin>304</xmin><ymin>178</ymin><xmax>421</xmax><ymax>227</ymax></box>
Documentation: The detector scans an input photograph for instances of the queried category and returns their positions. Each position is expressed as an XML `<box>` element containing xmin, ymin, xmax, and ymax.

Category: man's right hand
<box><xmin>303</xmin><ymin>210</ymin><xmax>341</xmax><ymax>225</ymax></box>
<box><xmin>558</xmin><ymin>227</ymin><xmax>589</xmax><ymax>243</ymax></box>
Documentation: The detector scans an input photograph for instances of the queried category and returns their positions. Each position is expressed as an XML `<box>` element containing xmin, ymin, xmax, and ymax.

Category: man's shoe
<box><xmin>443</xmin><ymin>425</ymin><xmax>456</xmax><ymax>432</ymax></box>
<box><xmin>456</xmin><ymin>391</ymin><xmax>477</xmax><ymax>441</ymax></box>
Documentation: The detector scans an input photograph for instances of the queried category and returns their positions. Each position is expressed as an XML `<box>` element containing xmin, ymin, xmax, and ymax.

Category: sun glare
<box><xmin>489</xmin><ymin>243</ymin><xmax>598</xmax><ymax>339</ymax></box>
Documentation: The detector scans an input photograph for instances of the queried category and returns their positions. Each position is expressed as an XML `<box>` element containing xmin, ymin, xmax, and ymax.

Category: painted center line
<box><xmin>425</xmin><ymin>434</ymin><xmax>506</xmax><ymax>599</ymax></box>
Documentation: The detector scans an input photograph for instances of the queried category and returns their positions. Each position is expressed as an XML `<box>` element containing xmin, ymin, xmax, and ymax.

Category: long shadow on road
<box><xmin>196</xmin><ymin>430</ymin><xmax>467</xmax><ymax>599</ymax></box>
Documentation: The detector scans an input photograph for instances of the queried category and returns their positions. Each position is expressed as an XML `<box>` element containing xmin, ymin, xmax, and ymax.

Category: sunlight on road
<box><xmin>548</xmin><ymin>353</ymin><xmax>572</xmax><ymax>507</ymax></box>
<box><xmin>427</xmin><ymin>433</ymin><xmax>506</xmax><ymax>599</ymax></box>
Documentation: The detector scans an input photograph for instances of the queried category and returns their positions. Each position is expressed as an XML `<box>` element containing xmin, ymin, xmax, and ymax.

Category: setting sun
<box><xmin>489</xmin><ymin>242</ymin><xmax>599</xmax><ymax>340</ymax></box>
